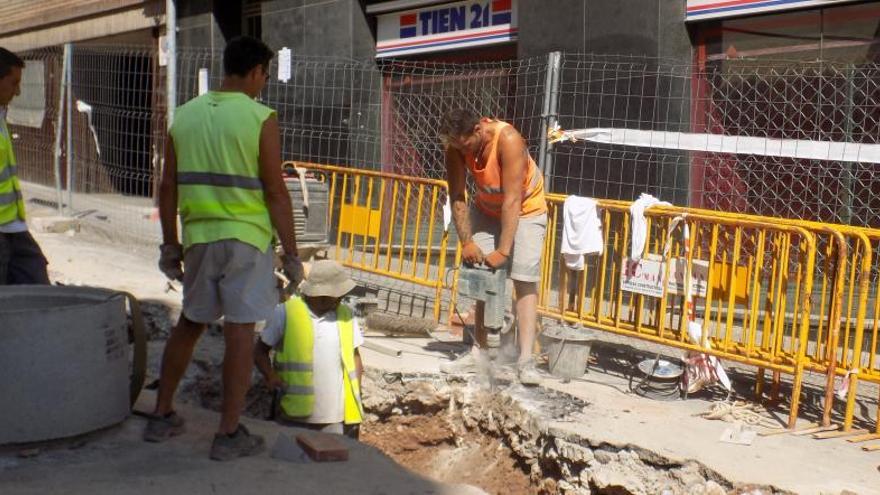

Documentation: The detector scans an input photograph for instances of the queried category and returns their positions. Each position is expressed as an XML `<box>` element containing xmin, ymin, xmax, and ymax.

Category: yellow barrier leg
<box><xmin>770</xmin><ymin>371</ymin><xmax>781</xmax><ymax>402</ymax></box>
<box><xmin>789</xmin><ymin>363</ymin><xmax>806</xmax><ymax>429</ymax></box>
<box><xmin>755</xmin><ymin>367</ymin><xmax>765</xmax><ymax>401</ymax></box>
<box><xmin>844</xmin><ymin>374</ymin><xmax>859</xmax><ymax>432</ymax></box>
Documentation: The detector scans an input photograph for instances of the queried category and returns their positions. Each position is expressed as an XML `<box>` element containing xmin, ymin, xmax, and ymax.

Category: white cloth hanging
<box><xmin>630</xmin><ymin>193</ymin><xmax>670</xmax><ymax>260</ymax></box>
<box><xmin>561</xmin><ymin>196</ymin><xmax>603</xmax><ymax>270</ymax></box>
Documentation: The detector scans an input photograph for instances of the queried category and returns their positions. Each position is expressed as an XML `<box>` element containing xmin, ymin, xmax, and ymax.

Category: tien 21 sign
<box><xmin>376</xmin><ymin>0</ymin><xmax>518</xmax><ymax>58</ymax></box>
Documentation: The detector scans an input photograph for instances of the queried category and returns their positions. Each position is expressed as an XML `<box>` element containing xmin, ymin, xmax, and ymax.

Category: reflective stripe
<box><xmin>0</xmin><ymin>190</ymin><xmax>22</xmax><ymax>205</ymax></box>
<box><xmin>177</xmin><ymin>171</ymin><xmax>262</xmax><ymax>190</ymax></box>
<box><xmin>275</xmin><ymin>362</ymin><xmax>314</xmax><ymax>372</ymax></box>
<box><xmin>0</xmin><ymin>165</ymin><xmax>17</xmax><ymax>182</ymax></box>
<box><xmin>479</xmin><ymin>185</ymin><xmax>503</xmax><ymax>194</ymax></box>
<box><xmin>348</xmin><ymin>370</ymin><xmax>359</xmax><ymax>380</ymax></box>
<box><xmin>284</xmin><ymin>384</ymin><xmax>315</xmax><ymax>395</ymax></box>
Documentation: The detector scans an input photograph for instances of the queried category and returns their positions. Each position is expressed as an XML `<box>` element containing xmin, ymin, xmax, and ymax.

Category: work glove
<box><xmin>484</xmin><ymin>250</ymin><xmax>509</xmax><ymax>270</ymax></box>
<box><xmin>461</xmin><ymin>241</ymin><xmax>484</xmax><ymax>266</ymax></box>
<box><xmin>265</xmin><ymin>374</ymin><xmax>284</xmax><ymax>392</ymax></box>
<box><xmin>158</xmin><ymin>243</ymin><xmax>184</xmax><ymax>281</ymax></box>
<box><xmin>281</xmin><ymin>254</ymin><xmax>305</xmax><ymax>292</ymax></box>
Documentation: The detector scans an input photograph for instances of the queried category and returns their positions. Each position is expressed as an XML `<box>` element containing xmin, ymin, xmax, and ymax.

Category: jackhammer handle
<box><xmin>461</xmin><ymin>260</ymin><xmax>496</xmax><ymax>272</ymax></box>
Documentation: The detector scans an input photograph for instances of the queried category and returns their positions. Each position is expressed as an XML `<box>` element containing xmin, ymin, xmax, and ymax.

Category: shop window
<box><xmin>698</xmin><ymin>2</ymin><xmax>880</xmax><ymax>64</ymax></box>
<box><xmin>692</xmin><ymin>2</ymin><xmax>880</xmax><ymax>226</ymax></box>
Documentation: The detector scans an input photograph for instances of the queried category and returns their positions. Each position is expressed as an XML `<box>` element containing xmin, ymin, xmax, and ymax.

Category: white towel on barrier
<box><xmin>630</xmin><ymin>193</ymin><xmax>670</xmax><ymax>260</ymax></box>
<box><xmin>561</xmin><ymin>196</ymin><xmax>603</xmax><ymax>270</ymax></box>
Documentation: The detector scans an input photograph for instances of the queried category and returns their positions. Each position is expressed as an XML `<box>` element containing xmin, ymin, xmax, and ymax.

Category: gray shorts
<box><xmin>182</xmin><ymin>239</ymin><xmax>276</xmax><ymax>324</ymax></box>
<box><xmin>470</xmin><ymin>208</ymin><xmax>547</xmax><ymax>283</ymax></box>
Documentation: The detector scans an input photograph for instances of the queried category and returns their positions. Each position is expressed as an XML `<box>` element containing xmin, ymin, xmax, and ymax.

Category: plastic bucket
<box><xmin>543</xmin><ymin>324</ymin><xmax>595</xmax><ymax>380</ymax></box>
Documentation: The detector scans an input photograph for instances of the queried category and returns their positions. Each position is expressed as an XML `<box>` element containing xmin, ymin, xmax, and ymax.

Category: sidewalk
<box><xmin>0</xmin><ymin>390</ymin><xmax>484</xmax><ymax>495</ymax></box>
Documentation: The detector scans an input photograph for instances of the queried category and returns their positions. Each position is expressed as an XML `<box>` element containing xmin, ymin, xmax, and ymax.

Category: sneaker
<box><xmin>439</xmin><ymin>350</ymin><xmax>479</xmax><ymax>374</ymax></box>
<box><xmin>143</xmin><ymin>411</ymin><xmax>185</xmax><ymax>443</ymax></box>
<box><xmin>517</xmin><ymin>359</ymin><xmax>541</xmax><ymax>386</ymax></box>
<box><xmin>210</xmin><ymin>424</ymin><xmax>266</xmax><ymax>461</ymax></box>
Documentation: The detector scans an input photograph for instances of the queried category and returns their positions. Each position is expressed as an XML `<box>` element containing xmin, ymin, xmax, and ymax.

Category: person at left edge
<box><xmin>0</xmin><ymin>47</ymin><xmax>50</xmax><ymax>286</ymax></box>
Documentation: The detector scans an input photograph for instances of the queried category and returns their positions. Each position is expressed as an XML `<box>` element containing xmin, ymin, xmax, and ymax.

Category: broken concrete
<box><xmin>359</xmin><ymin>371</ymin><xmax>777</xmax><ymax>495</ymax></box>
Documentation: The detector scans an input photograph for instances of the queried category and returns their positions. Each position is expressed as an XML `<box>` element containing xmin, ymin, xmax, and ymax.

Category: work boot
<box><xmin>210</xmin><ymin>424</ymin><xmax>266</xmax><ymax>461</ymax></box>
<box><xmin>439</xmin><ymin>350</ymin><xmax>479</xmax><ymax>374</ymax></box>
<box><xmin>517</xmin><ymin>358</ymin><xmax>541</xmax><ymax>386</ymax></box>
<box><xmin>142</xmin><ymin>411</ymin><xmax>186</xmax><ymax>443</ymax></box>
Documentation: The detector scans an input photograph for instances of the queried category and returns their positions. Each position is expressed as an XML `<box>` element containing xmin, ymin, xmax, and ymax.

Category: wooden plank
<box><xmin>861</xmin><ymin>443</ymin><xmax>880</xmax><ymax>452</ymax></box>
<box><xmin>847</xmin><ymin>433</ymin><xmax>880</xmax><ymax>443</ymax></box>
<box><xmin>790</xmin><ymin>424</ymin><xmax>839</xmax><ymax>436</ymax></box>
<box><xmin>812</xmin><ymin>429</ymin><xmax>868</xmax><ymax>440</ymax></box>
<box><xmin>759</xmin><ymin>422</ymin><xmax>818</xmax><ymax>437</ymax></box>
<box><xmin>296</xmin><ymin>432</ymin><xmax>349</xmax><ymax>462</ymax></box>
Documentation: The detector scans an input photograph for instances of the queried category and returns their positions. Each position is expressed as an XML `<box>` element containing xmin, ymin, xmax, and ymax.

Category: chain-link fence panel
<box><xmin>61</xmin><ymin>45</ymin><xmax>162</xmax><ymax>244</ymax></box>
<box><xmin>9</xmin><ymin>45</ymin><xmax>880</xmax><ymax>299</ymax></box>
<box><xmin>551</xmin><ymin>54</ymin><xmax>707</xmax><ymax>205</ymax></box>
<box><xmin>550</xmin><ymin>54</ymin><xmax>880</xmax><ymax>228</ymax></box>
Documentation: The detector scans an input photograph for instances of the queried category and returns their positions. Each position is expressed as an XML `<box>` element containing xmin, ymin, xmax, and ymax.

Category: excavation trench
<box><xmin>172</xmin><ymin>354</ymin><xmax>787</xmax><ymax>495</ymax></box>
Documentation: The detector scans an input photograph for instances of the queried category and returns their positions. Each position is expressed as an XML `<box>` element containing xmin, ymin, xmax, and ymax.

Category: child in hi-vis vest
<box><xmin>255</xmin><ymin>260</ymin><xmax>364</xmax><ymax>439</ymax></box>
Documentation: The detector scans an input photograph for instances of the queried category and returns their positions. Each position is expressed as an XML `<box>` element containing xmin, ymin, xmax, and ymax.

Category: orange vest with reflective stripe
<box><xmin>464</xmin><ymin>121</ymin><xmax>547</xmax><ymax>219</ymax></box>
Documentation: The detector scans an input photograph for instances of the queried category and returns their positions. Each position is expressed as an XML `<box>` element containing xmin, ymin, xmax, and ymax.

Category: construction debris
<box><xmin>812</xmin><ymin>429</ymin><xmax>867</xmax><ymax>440</ymax></box>
<box><xmin>847</xmin><ymin>433</ymin><xmax>880</xmax><ymax>443</ymax></box>
<box><xmin>719</xmin><ymin>423</ymin><xmax>757</xmax><ymax>446</ymax></box>
<box><xmin>296</xmin><ymin>432</ymin><xmax>350</xmax><ymax>462</ymax></box>
<box><xmin>790</xmin><ymin>425</ymin><xmax>839</xmax><ymax>436</ymax></box>
<box><xmin>365</xmin><ymin>311</ymin><xmax>437</xmax><ymax>337</ymax></box>
<box><xmin>361</xmin><ymin>340</ymin><xmax>402</xmax><ymax>357</ymax></box>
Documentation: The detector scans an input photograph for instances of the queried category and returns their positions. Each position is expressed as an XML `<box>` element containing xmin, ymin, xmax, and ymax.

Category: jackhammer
<box><xmin>456</xmin><ymin>264</ymin><xmax>514</xmax><ymax>360</ymax></box>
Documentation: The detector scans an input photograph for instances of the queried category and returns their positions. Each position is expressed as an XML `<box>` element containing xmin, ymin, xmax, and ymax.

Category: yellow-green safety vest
<box><xmin>169</xmin><ymin>91</ymin><xmax>275</xmax><ymax>252</ymax></box>
<box><xmin>275</xmin><ymin>296</ymin><xmax>363</xmax><ymax>425</ymax></box>
<box><xmin>0</xmin><ymin>126</ymin><xmax>25</xmax><ymax>225</ymax></box>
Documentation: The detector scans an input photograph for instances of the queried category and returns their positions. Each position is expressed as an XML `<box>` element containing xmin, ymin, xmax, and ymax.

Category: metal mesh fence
<box><xmin>549</xmin><ymin>54</ymin><xmax>694</xmax><ymax>205</ymax></box>
<box><xmin>7</xmin><ymin>44</ymin><xmax>880</xmax><ymax>289</ymax></box>
<box><xmin>65</xmin><ymin>46</ymin><xmax>162</xmax><ymax>243</ymax></box>
<box><xmin>550</xmin><ymin>54</ymin><xmax>880</xmax><ymax>229</ymax></box>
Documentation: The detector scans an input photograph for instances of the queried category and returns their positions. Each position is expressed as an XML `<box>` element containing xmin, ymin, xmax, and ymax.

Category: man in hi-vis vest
<box><xmin>0</xmin><ymin>47</ymin><xmax>50</xmax><ymax>285</ymax></box>
<box><xmin>439</xmin><ymin>108</ymin><xmax>548</xmax><ymax>386</ymax></box>
<box><xmin>254</xmin><ymin>260</ymin><xmax>364</xmax><ymax>438</ymax></box>
<box><xmin>145</xmin><ymin>37</ymin><xmax>304</xmax><ymax>461</ymax></box>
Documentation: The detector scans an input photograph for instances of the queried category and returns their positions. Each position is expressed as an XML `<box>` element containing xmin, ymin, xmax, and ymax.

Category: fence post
<box><xmin>65</xmin><ymin>43</ymin><xmax>73</xmax><ymax>212</ymax></box>
<box><xmin>52</xmin><ymin>44</ymin><xmax>70</xmax><ymax>215</ymax></box>
<box><xmin>166</xmin><ymin>0</ymin><xmax>177</xmax><ymax>129</ymax></box>
<box><xmin>537</xmin><ymin>51</ymin><xmax>561</xmax><ymax>183</ymax></box>
<box><xmin>839</xmin><ymin>65</ymin><xmax>856</xmax><ymax>225</ymax></box>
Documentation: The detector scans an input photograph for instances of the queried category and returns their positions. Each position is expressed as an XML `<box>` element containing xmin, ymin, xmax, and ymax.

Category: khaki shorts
<box><xmin>182</xmin><ymin>239</ymin><xmax>276</xmax><ymax>324</ymax></box>
<box><xmin>470</xmin><ymin>208</ymin><xmax>547</xmax><ymax>283</ymax></box>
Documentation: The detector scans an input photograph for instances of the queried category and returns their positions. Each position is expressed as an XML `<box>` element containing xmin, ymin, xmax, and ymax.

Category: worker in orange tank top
<box><xmin>439</xmin><ymin>108</ymin><xmax>548</xmax><ymax>386</ymax></box>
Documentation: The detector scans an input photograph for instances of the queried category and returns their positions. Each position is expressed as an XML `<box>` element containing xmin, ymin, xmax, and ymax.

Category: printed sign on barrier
<box><xmin>621</xmin><ymin>254</ymin><xmax>709</xmax><ymax>298</ymax></box>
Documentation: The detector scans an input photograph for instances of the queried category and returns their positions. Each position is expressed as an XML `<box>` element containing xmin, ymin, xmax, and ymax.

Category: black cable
<box><xmin>628</xmin><ymin>352</ymin><xmax>681</xmax><ymax>401</ymax></box>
